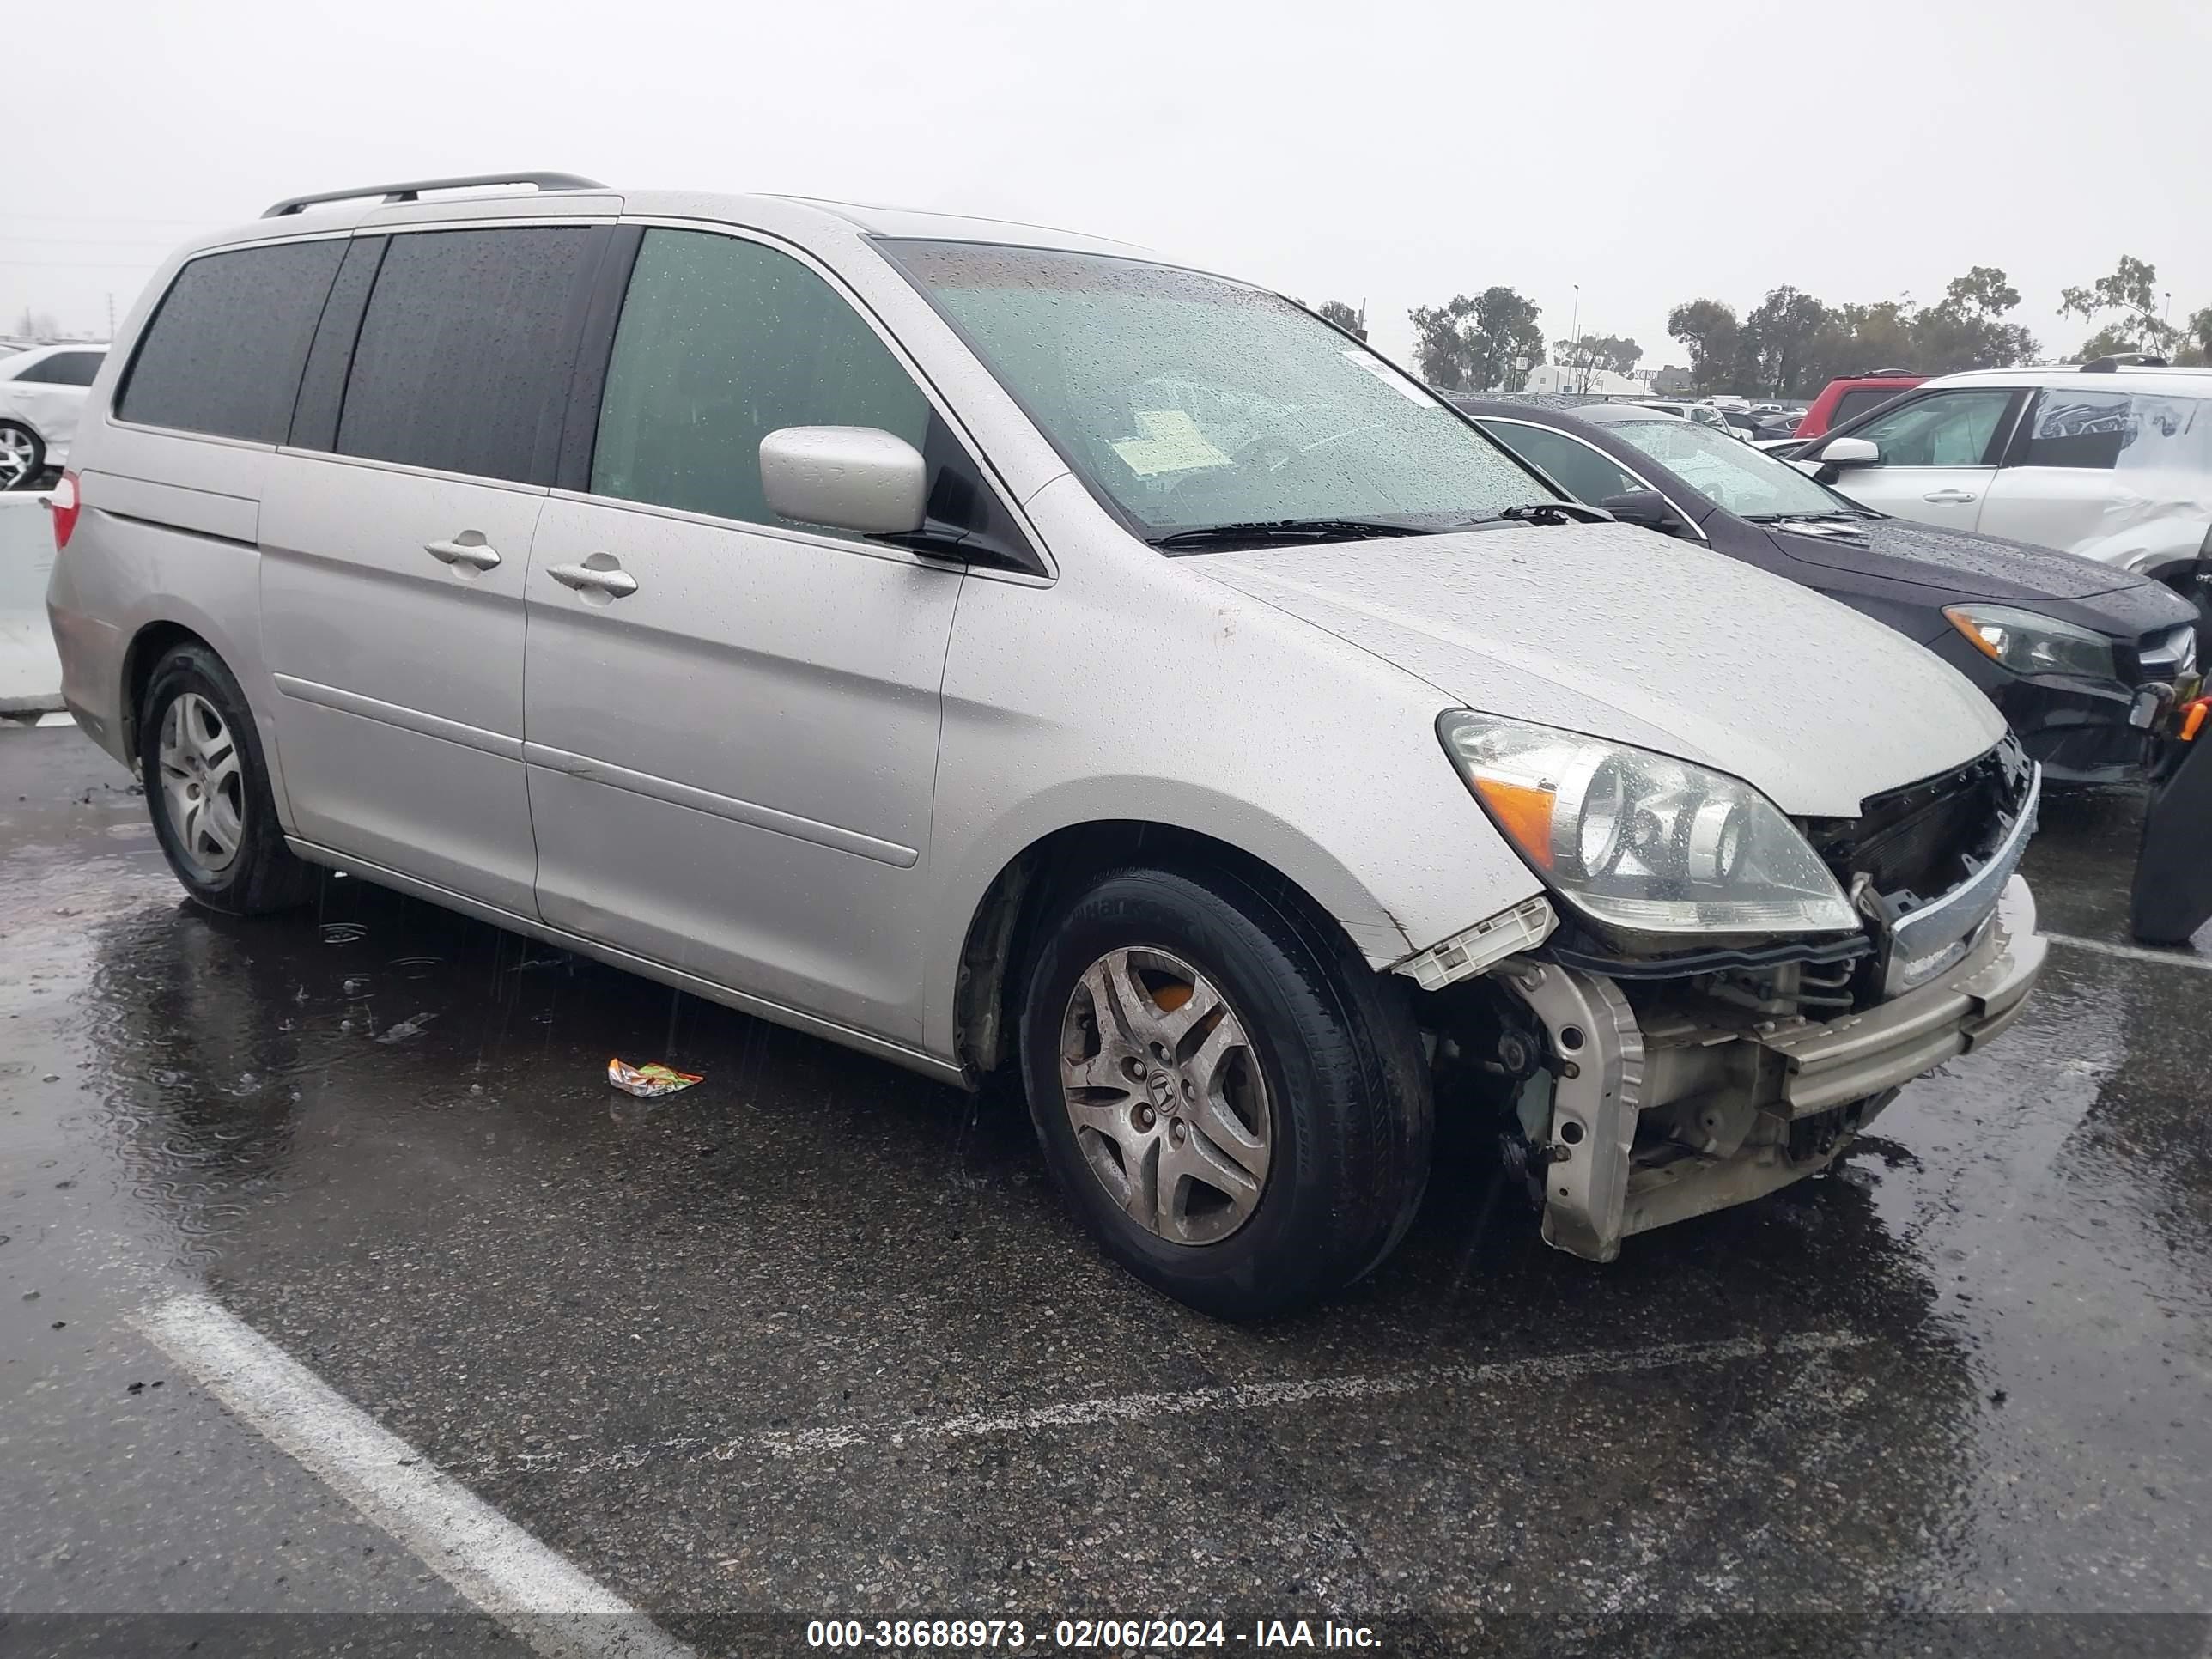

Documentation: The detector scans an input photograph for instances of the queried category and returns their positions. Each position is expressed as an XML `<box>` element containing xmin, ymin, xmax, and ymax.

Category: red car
<box><xmin>1795</xmin><ymin>370</ymin><xmax>1924</xmax><ymax>440</ymax></box>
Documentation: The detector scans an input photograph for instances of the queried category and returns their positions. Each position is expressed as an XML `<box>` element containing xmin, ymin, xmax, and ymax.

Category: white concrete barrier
<box><xmin>0</xmin><ymin>492</ymin><xmax>62</xmax><ymax>714</ymax></box>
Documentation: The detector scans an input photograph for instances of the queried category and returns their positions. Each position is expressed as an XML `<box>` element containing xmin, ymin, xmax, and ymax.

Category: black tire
<box><xmin>1018</xmin><ymin>865</ymin><xmax>1432</xmax><ymax>1320</ymax></box>
<box><xmin>137</xmin><ymin>642</ymin><xmax>317</xmax><ymax>914</ymax></box>
<box><xmin>0</xmin><ymin>421</ymin><xmax>43</xmax><ymax>490</ymax></box>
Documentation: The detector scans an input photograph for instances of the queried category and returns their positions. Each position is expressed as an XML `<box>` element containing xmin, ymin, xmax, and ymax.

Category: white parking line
<box><xmin>453</xmin><ymin>1329</ymin><xmax>1867</xmax><ymax>1477</ymax></box>
<box><xmin>751</xmin><ymin>1329</ymin><xmax>1867</xmax><ymax>1456</ymax></box>
<box><xmin>2044</xmin><ymin>931</ymin><xmax>2212</xmax><ymax>972</ymax></box>
<box><xmin>136</xmin><ymin>1292</ymin><xmax>697</xmax><ymax>1659</ymax></box>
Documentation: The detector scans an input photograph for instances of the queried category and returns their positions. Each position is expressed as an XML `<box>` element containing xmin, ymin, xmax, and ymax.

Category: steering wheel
<box><xmin>1229</xmin><ymin>435</ymin><xmax>1302</xmax><ymax>476</ymax></box>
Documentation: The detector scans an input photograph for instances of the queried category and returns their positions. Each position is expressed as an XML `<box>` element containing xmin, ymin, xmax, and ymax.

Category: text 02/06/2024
<box><xmin>805</xmin><ymin>1618</ymin><xmax>1382</xmax><ymax>1649</ymax></box>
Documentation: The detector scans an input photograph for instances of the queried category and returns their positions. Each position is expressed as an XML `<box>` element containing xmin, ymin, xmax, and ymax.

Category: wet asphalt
<box><xmin>2</xmin><ymin>725</ymin><xmax>2209</xmax><ymax>1658</ymax></box>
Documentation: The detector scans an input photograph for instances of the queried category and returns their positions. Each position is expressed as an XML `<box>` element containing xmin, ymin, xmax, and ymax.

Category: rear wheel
<box><xmin>137</xmin><ymin>643</ymin><xmax>317</xmax><ymax>914</ymax></box>
<box><xmin>1018</xmin><ymin>865</ymin><xmax>1431</xmax><ymax>1319</ymax></box>
<box><xmin>0</xmin><ymin>422</ymin><xmax>41</xmax><ymax>489</ymax></box>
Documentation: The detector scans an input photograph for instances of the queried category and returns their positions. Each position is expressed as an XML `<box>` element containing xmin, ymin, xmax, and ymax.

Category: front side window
<box><xmin>1480</xmin><ymin>422</ymin><xmax>1642</xmax><ymax>507</ymax></box>
<box><xmin>1850</xmin><ymin>390</ymin><xmax>2012</xmax><ymax>467</ymax></box>
<box><xmin>2015</xmin><ymin>387</ymin><xmax>2212</xmax><ymax>472</ymax></box>
<box><xmin>884</xmin><ymin>241</ymin><xmax>1544</xmax><ymax>540</ymax></box>
<box><xmin>592</xmin><ymin>229</ymin><xmax>931</xmax><ymax>531</ymax></box>
<box><xmin>1606</xmin><ymin>417</ymin><xmax>1850</xmax><ymax>520</ymax></box>
<box><xmin>15</xmin><ymin>350</ymin><xmax>104</xmax><ymax>387</ymax></box>
<box><xmin>337</xmin><ymin>227</ymin><xmax>597</xmax><ymax>485</ymax></box>
<box><xmin>118</xmin><ymin>240</ymin><xmax>345</xmax><ymax>442</ymax></box>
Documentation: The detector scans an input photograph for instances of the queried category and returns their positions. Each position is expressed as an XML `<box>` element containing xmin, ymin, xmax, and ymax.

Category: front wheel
<box><xmin>1018</xmin><ymin>866</ymin><xmax>1431</xmax><ymax>1319</ymax></box>
<box><xmin>137</xmin><ymin>643</ymin><xmax>317</xmax><ymax>914</ymax></box>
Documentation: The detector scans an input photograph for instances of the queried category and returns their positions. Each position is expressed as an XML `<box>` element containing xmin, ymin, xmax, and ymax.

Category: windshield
<box><xmin>884</xmin><ymin>240</ymin><xmax>1549</xmax><ymax>540</ymax></box>
<box><xmin>1604</xmin><ymin>417</ymin><xmax>1853</xmax><ymax>520</ymax></box>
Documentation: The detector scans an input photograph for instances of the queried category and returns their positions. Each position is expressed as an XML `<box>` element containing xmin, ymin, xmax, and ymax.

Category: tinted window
<box><xmin>1830</xmin><ymin>387</ymin><xmax>1909</xmax><ymax>427</ymax></box>
<box><xmin>592</xmin><ymin>229</ymin><xmax>932</xmax><ymax>530</ymax></box>
<box><xmin>16</xmin><ymin>351</ymin><xmax>104</xmax><ymax>386</ymax></box>
<box><xmin>117</xmin><ymin>240</ymin><xmax>344</xmax><ymax>441</ymax></box>
<box><xmin>1482</xmin><ymin>422</ymin><xmax>1641</xmax><ymax>506</ymax></box>
<box><xmin>1851</xmin><ymin>390</ymin><xmax>2011</xmax><ymax>466</ymax></box>
<box><xmin>337</xmin><ymin>228</ymin><xmax>596</xmax><ymax>485</ymax></box>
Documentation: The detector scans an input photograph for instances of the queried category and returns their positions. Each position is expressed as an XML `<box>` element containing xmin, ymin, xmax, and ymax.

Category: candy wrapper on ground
<box><xmin>607</xmin><ymin>1057</ymin><xmax>703</xmax><ymax>1098</ymax></box>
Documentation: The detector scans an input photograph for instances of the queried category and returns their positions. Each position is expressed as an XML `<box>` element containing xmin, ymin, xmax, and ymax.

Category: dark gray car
<box><xmin>1450</xmin><ymin>398</ymin><xmax>2200</xmax><ymax>785</ymax></box>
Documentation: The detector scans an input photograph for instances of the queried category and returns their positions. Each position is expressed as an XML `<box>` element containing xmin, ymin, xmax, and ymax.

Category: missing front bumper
<box><xmin>1502</xmin><ymin>875</ymin><xmax>2045</xmax><ymax>1262</ymax></box>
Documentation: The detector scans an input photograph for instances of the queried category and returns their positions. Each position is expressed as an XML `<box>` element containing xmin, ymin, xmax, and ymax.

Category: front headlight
<box><xmin>1437</xmin><ymin>710</ymin><xmax>1858</xmax><ymax>939</ymax></box>
<box><xmin>1943</xmin><ymin>604</ymin><xmax>2118</xmax><ymax>680</ymax></box>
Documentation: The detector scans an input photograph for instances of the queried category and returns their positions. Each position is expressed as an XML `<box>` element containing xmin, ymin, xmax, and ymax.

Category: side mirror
<box><xmin>1820</xmin><ymin>435</ymin><xmax>1881</xmax><ymax>469</ymax></box>
<box><xmin>759</xmin><ymin>426</ymin><xmax>927</xmax><ymax>536</ymax></box>
<box><xmin>1601</xmin><ymin>489</ymin><xmax>1686</xmax><ymax>536</ymax></box>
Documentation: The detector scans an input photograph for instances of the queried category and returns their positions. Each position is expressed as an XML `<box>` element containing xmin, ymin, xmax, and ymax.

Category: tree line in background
<box><xmin>1340</xmin><ymin>254</ymin><xmax>2212</xmax><ymax>401</ymax></box>
<box><xmin>1667</xmin><ymin>255</ymin><xmax>2212</xmax><ymax>397</ymax></box>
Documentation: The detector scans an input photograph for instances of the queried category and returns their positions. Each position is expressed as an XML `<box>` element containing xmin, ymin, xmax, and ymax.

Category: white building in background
<box><xmin>1522</xmin><ymin>364</ymin><xmax>1645</xmax><ymax>396</ymax></box>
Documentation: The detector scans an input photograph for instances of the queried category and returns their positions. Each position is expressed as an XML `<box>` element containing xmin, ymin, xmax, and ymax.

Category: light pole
<box><xmin>1570</xmin><ymin>283</ymin><xmax>1581</xmax><ymax>390</ymax></box>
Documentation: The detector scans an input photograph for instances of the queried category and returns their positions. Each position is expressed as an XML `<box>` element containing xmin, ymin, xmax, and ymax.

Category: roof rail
<box><xmin>262</xmin><ymin>172</ymin><xmax>606</xmax><ymax>218</ymax></box>
<box><xmin>2081</xmin><ymin>352</ymin><xmax>2170</xmax><ymax>373</ymax></box>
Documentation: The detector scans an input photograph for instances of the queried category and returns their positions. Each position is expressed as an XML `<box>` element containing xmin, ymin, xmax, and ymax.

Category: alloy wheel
<box><xmin>1058</xmin><ymin>945</ymin><xmax>1273</xmax><ymax>1245</ymax></box>
<box><xmin>157</xmin><ymin>692</ymin><xmax>245</xmax><ymax>875</ymax></box>
<box><xmin>0</xmin><ymin>427</ymin><xmax>35</xmax><ymax>489</ymax></box>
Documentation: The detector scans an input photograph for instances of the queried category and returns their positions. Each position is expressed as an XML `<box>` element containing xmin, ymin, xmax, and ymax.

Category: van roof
<box><xmin>186</xmin><ymin>180</ymin><xmax>1162</xmax><ymax>265</ymax></box>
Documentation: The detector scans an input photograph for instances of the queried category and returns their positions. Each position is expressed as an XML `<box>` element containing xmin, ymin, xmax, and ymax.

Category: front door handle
<box><xmin>425</xmin><ymin>533</ymin><xmax>502</xmax><ymax>570</ymax></box>
<box><xmin>1923</xmin><ymin>489</ymin><xmax>1978</xmax><ymax>505</ymax></box>
<box><xmin>547</xmin><ymin>559</ymin><xmax>639</xmax><ymax>599</ymax></box>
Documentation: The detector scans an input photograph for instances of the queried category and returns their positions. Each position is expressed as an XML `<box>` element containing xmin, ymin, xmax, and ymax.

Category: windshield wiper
<box><xmin>1745</xmin><ymin>510</ymin><xmax>1863</xmax><ymax>524</ymax></box>
<box><xmin>1462</xmin><ymin>501</ymin><xmax>1614</xmax><ymax>527</ymax></box>
<box><xmin>1148</xmin><ymin>518</ymin><xmax>1437</xmax><ymax>550</ymax></box>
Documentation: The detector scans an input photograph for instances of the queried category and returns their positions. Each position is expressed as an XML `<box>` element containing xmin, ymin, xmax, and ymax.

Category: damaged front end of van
<box><xmin>1401</xmin><ymin>715</ymin><xmax>2046</xmax><ymax>1261</ymax></box>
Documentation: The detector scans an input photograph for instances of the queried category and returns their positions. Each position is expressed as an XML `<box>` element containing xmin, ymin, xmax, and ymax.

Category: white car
<box><xmin>47</xmin><ymin>173</ymin><xmax>2044</xmax><ymax>1316</ymax></box>
<box><xmin>1792</xmin><ymin>361</ymin><xmax>2212</xmax><ymax>600</ymax></box>
<box><xmin>1635</xmin><ymin>399</ymin><xmax>1735</xmax><ymax>434</ymax></box>
<box><xmin>0</xmin><ymin>343</ymin><xmax>108</xmax><ymax>489</ymax></box>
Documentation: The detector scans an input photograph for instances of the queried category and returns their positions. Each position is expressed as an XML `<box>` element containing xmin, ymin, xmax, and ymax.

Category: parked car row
<box><xmin>0</xmin><ymin>343</ymin><xmax>107</xmax><ymax>489</ymax></box>
<box><xmin>1444</xmin><ymin>395</ymin><xmax>2200</xmax><ymax>785</ymax></box>
<box><xmin>1792</xmin><ymin>363</ymin><xmax>2212</xmax><ymax>611</ymax></box>
<box><xmin>42</xmin><ymin>174</ymin><xmax>2074</xmax><ymax>1316</ymax></box>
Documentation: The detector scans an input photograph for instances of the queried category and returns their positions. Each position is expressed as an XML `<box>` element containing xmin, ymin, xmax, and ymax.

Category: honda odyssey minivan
<box><xmin>47</xmin><ymin>173</ymin><xmax>2045</xmax><ymax>1316</ymax></box>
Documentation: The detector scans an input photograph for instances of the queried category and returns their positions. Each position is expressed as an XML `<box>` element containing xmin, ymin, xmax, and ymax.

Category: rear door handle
<box><xmin>425</xmin><ymin>534</ymin><xmax>502</xmax><ymax>570</ymax></box>
<box><xmin>547</xmin><ymin>560</ymin><xmax>639</xmax><ymax>599</ymax></box>
<box><xmin>1923</xmin><ymin>489</ymin><xmax>1978</xmax><ymax>505</ymax></box>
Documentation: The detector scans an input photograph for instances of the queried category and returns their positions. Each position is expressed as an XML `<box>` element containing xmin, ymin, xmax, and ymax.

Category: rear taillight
<box><xmin>48</xmin><ymin>470</ymin><xmax>79</xmax><ymax>549</ymax></box>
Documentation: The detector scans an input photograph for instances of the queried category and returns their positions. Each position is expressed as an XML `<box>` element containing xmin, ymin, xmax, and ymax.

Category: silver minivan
<box><xmin>47</xmin><ymin>173</ymin><xmax>2045</xmax><ymax>1316</ymax></box>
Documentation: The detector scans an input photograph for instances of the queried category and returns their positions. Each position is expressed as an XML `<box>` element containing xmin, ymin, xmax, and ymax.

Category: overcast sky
<box><xmin>13</xmin><ymin>0</ymin><xmax>2209</xmax><ymax>377</ymax></box>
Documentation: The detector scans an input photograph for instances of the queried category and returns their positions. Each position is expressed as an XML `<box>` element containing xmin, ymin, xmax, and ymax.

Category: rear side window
<box><xmin>117</xmin><ymin>240</ymin><xmax>345</xmax><ymax>441</ymax></box>
<box><xmin>2015</xmin><ymin>389</ymin><xmax>2131</xmax><ymax>469</ymax></box>
<box><xmin>15</xmin><ymin>350</ymin><xmax>105</xmax><ymax>386</ymax></box>
<box><xmin>2014</xmin><ymin>388</ymin><xmax>2212</xmax><ymax>471</ymax></box>
<box><xmin>337</xmin><ymin>228</ymin><xmax>597</xmax><ymax>486</ymax></box>
<box><xmin>591</xmin><ymin>228</ymin><xmax>931</xmax><ymax>530</ymax></box>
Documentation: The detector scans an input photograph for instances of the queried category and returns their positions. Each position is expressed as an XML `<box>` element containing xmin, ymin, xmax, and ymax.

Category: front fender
<box><xmin>917</xmin><ymin>501</ymin><xmax>1543</xmax><ymax>1060</ymax></box>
